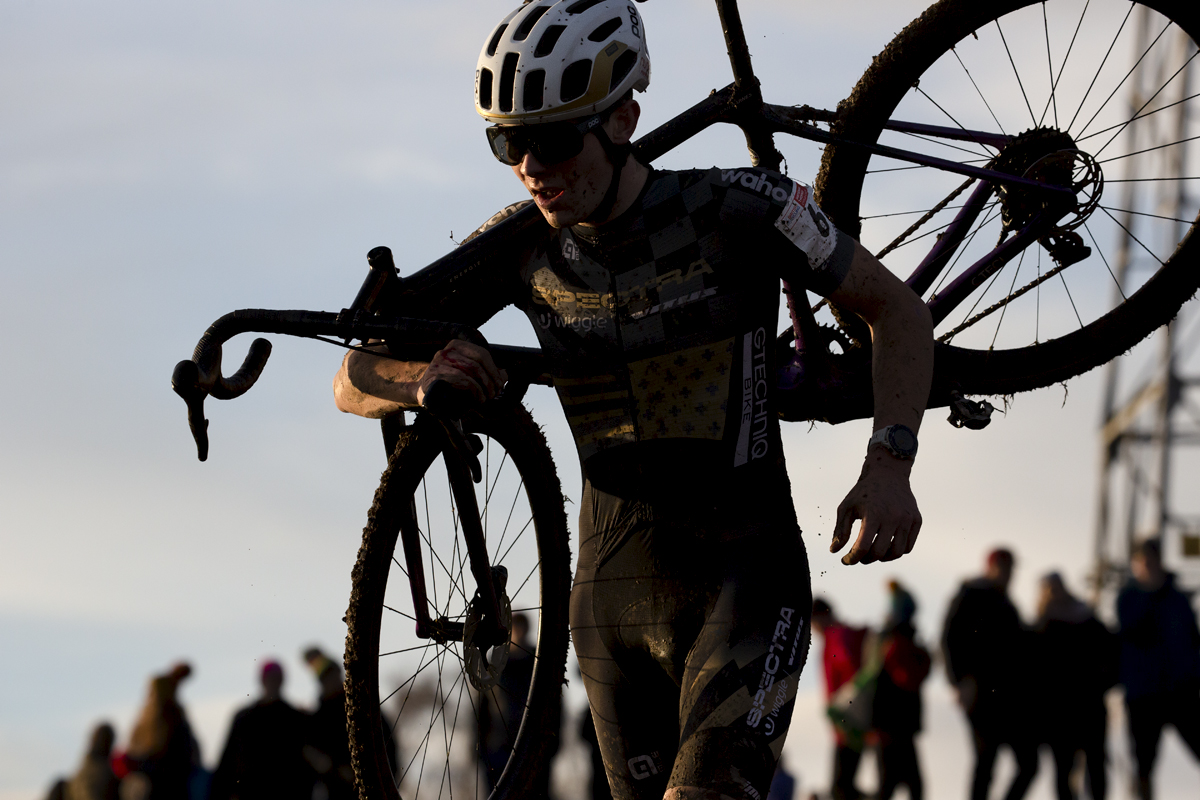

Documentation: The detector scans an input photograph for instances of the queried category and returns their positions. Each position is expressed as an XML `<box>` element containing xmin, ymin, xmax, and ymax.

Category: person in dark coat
<box><xmin>121</xmin><ymin>662</ymin><xmax>202</xmax><ymax>800</ymax></box>
<box><xmin>873</xmin><ymin>581</ymin><xmax>931</xmax><ymax>800</ymax></box>
<box><xmin>303</xmin><ymin>648</ymin><xmax>356</xmax><ymax>800</ymax></box>
<box><xmin>209</xmin><ymin>661</ymin><xmax>312</xmax><ymax>800</ymax></box>
<box><xmin>1032</xmin><ymin>572</ymin><xmax>1117</xmax><ymax>800</ymax></box>
<box><xmin>477</xmin><ymin>613</ymin><xmax>560</xmax><ymax>797</ymax></box>
<box><xmin>1117</xmin><ymin>538</ymin><xmax>1200</xmax><ymax>800</ymax></box>
<box><xmin>942</xmin><ymin>548</ymin><xmax>1038</xmax><ymax>800</ymax></box>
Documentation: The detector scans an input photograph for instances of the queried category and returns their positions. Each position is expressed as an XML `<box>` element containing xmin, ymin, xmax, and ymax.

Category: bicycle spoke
<box><xmin>863</xmin><ymin>203</ymin><xmax>969</xmax><ymax>221</ymax></box>
<box><xmin>1106</xmin><ymin>176</ymin><xmax>1200</xmax><ymax>183</ymax></box>
<box><xmin>496</xmin><ymin>515</ymin><xmax>536</xmax><ymax>566</ymax></box>
<box><xmin>1098</xmin><ymin>205</ymin><xmax>1196</xmax><ymax>225</ymax></box>
<box><xmin>1038</xmin><ymin>3</ymin><xmax>1059</xmax><ymax>129</ymax></box>
<box><xmin>391</xmin><ymin>555</ymin><xmax>410</xmax><ymax>580</ymax></box>
<box><xmin>1075</xmin><ymin>90</ymin><xmax>1200</xmax><ymax>143</ymax></box>
<box><xmin>492</xmin><ymin>478</ymin><xmax>526</xmax><ymax>561</ymax></box>
<box><xmin>1097</xmin><ymin>133</ymin><xmax>1200</xmax><ymax>166</ymax></box>
<box><xmin>1077</xmin><ymin>17</ymin><xmax>1174</xmax><ymax>140</ymax></box>
<box><xmin>876</xmin><ymin>177</ymin><xmax>976</xmax><ymax>260</ymax></box>
<box><xmin>1094</xmin><ymin>50</ymin><xmax>1200</xmax><ymax>160</ymax></box>
<box><xmin>896</xmin><ymin>127</ymin><xmax>996</xmax><ymax>160</ymax></box>
<box><xmin>510</xmin><ymin>558</ymin><xmax>542</xmax><ymax>604</ymax></box>
<box><xmin>1039</xmin><ymin>0</ymin><xmax>1092</xmax><ymax>129</ymax></box>
<box><xmin>383</xmin><ymin>602</ymin><xmax>418</xmax><ymax>623</ymax></box>
<box><xmin>1083</xmin><ymin>221</ymin><xmax>1127</xmax><ymax>301</ymax></box>
<box><xmin>928</xmin><ymin>204</ymin><xmax>1005</xmax><ymax>298</ymax></box>
<box><xmin>911</xmin><ymin>89</ymin><xmax>996</xmax><ymax>159</ymax></box>
<box><xmin>1059</xmin><ymin>271</ymin><xmax>1084</xmax><ymax>329</ymax></box>
<box><xmin>945</xmin><ymin>243</ymin><xmax>1017</xmax><ymax>342</ymax></box>
<box><xmin>1100</xmin><ymin>205</ymin><xmax>1166</xmax><ymax>266</ymax></box>
<box><xmin>992</xmin><ymin>250</ymin><xmax>1027</xmax><ymax>349</ymax></box>
<box><xmin>995</xmin><ymin>17</ymin><xmax>1039</xmax><ymax>127</ymax></box>
<box><xmin>1066</xmin><ymin>0</ymin><xmax>1134</xmax><ymax>133</ymax></box>
<box><xmin>937</xmin><ymin>252</ymin><xmax>1078</xmax><ymax>343</ymax></box>
<box><xmin>951</xmin><ymin>46</ymin><xmax>1008</xmax><ymax>138</ymax></box>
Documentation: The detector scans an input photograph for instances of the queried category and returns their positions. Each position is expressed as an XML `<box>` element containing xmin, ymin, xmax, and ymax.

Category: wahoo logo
<box><xmin>719</xmin><ymin>169</ymin><xmax>790</xmax><ymax>203</ymax></box>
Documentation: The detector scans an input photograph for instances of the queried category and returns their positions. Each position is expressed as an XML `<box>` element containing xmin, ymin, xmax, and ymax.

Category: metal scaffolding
<box><xmin>1093</xmin><ymin>10</ymin><xmax>1200</xmax><ymax>599</ymax></box>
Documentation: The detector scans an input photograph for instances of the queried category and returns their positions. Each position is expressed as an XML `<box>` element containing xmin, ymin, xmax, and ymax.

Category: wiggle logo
<box><xmin>628</xmin><ymin>754</ymin><xmax>659</xmax><ymax>780</ymax></box>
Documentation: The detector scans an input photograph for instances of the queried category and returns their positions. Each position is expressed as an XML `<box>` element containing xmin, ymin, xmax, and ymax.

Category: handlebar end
<box><xmin>172</xmin><ymin>359</ymin><xmax>212</xmax><ymax>462</ymax></box>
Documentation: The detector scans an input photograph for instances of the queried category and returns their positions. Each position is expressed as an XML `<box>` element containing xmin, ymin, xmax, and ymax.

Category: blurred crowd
<box><xmin>42</xmin><ymin>647</ymin><xmax>372</xmax><ymax>800</ymax></box>
<box><xmin>812</xmin><ymin>538</ymin><xmax>1200</xmax><ymax>800</ymax></box>
<box><xmin>44</xmin><ymin>538</ymin><xmax>1199</xmax><ymax>800</ymax></box>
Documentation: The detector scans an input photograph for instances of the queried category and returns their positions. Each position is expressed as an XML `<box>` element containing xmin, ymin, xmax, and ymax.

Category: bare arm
<box><xmin>333</xmin><ymin>340</ymin><xmax>507</xmax><ymax>419</ymax></box>
<box><xmin>824</xmin><ymin>242</ymin><xmax>934</xmax><ymax>564</ymax></box>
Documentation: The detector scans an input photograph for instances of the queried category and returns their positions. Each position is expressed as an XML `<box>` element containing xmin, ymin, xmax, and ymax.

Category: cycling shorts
<box><xmin>569</xmin><ymin>481</ymin><xmax>813</xmax><ymax>800</ymax></box>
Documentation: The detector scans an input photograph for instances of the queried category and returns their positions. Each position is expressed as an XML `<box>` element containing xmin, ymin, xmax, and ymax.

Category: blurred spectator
<box><xmin>811</xmin><ymin>598</ymin><xmax>868</xmax><ymax>800</ymax></box>
<box><xmin>303</xmin><ymin>647</ymin><xmax>356</xmax><ymax>800</ymax></box>
<box><xmin>579</xmin><ymin>701</ymin><xmax>613</xmax><ymax>800</ymax></box>
<box><xmin>43</xmin><ymin>723</ymin><xmax>121</xmax><ymax>800</ymax></box>
<box><xmin>942</xmin><ymin>548</ymin><xmax>1038</xmax><ymax>800</ymax></box>
<box><xmin>873</xmin><ymin>581</ymin><xmax>930</xmax><ymax>800</ymax></box>
<box><xmin>1117</xmin><ymin>538</ymin><xmax>1200</xmax><ymax>800</ymax></box>
<box><xmin>119</xmin><ymin>662</ymin><xmax>202</xmax><ymax>800</ymax></box>
<box><xmin>477</xmin><ymin>612</ymin><xmax>559</xmax><ymax>796</ymax></box>
<box><xmin>209</xmin><ymin>660</ymin><xmax>312</xmax><ymax>800</ymax></box>
<box><xmin>1032</xmin><ymin>572</ymin><xmax>1117</xmax><ymax>800</ymax></box>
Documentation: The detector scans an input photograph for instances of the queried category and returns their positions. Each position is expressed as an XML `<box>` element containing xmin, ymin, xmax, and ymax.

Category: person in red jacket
<box><xmin>812</xmin><ymin>598</ymin><xmax>869</xmax><ymax>800</ymax></box>
<box><xmin>873</xmin><ymin>581</ymin><xmax>931</xmax><ymax>800</ymax></box>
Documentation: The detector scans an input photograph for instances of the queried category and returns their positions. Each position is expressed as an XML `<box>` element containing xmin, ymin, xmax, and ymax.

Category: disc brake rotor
<box><xmin>463</xmin><ymin>588</ymin><xmax>512</xmax><ymax>690</ymax></box>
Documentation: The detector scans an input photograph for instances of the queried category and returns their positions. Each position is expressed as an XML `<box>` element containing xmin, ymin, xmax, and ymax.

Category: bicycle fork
<box><xmin>396</xmin><ymin>415</ymin><xmax>510</xmax><ymax>669</ymax></box>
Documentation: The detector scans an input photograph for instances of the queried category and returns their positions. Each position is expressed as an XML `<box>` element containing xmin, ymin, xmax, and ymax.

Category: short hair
<box><xmin>987</xmin><ymin>548</ymin><xmax>1015</xmax><ymax>569</ymax></box>
<box><xmin>1132</xmin><ymin>538</ymin><xmax>1162</xmax><ymax>561</ymax></box>
<box><xmin>812</xmin><ymin>598</ymin><xmax>833</xmax><ymax>618</ymax></box>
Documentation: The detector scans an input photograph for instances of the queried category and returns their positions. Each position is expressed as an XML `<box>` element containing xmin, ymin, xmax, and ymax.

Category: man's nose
<box><xmin>520</xmin><ymin>151</ymin><xmax>547</xmax><ymax>176</ymax></box>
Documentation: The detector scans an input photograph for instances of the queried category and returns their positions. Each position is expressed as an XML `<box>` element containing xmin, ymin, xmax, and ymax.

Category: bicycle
<box><xmin>171</xmin><ymin>1</ymin><xmax>1200</xmax><ymax>798</ymax></box>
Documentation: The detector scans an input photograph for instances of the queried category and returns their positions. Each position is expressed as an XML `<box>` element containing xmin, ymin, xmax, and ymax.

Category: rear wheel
<box><xmin>816</xmin><ymin>0</ymin><xmax>1200</xmax><ymax>394</ymax></box>
<box><xmin>345</xmin><ymin>404</ymin><xmax>571</xmax><ymax>800</ymax></box>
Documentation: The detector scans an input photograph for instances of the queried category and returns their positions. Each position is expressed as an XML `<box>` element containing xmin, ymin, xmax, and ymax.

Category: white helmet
<box><xmin>476</xmin><ymin>0</ymin><xmax>651</xmax><ymax>125</ymax></box>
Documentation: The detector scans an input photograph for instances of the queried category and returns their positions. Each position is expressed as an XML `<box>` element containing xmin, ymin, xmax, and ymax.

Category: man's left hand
<box><xmin>830</xmin><ymin>454</ymin><xmax>921</xmax><ymax>565</ymax></box>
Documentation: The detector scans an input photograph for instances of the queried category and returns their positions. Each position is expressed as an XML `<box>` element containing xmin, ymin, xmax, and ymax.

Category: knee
<box><xmin>663</xmin><ymin>787</ymin><xmax>738</xmax><ymax>800</ymax></box>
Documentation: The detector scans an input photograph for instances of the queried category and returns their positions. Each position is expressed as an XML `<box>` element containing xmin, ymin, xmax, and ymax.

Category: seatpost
<box><xmin>715</xmin><ymin>0</ymin><xmax>783</xmax><ymax>171</ymax></box>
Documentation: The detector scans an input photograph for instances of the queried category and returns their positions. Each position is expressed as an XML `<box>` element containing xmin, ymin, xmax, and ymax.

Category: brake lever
<box><xmin>171</xmin><ymin>359</ymin><xmax>212</xmax><ymax>461</ymax></box>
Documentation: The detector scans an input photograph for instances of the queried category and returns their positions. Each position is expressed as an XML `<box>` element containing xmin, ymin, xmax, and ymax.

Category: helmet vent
<box><xmin>560</xmin><ymin>59</ymin><xmax>592</xmax><ymax>103</ymax></box>
<box><xmin>565</xmin><ymin>0</ymin><xmax>606</xmax><ymax>14</ymax></box>
<box><xmin>609</xmin><ymin>48</ymin><xmax>636</xmax><ymax>92</ymax></box>
<box><xmin>587</xmin><ymin>17</ymin><xmax>622</xmax><ymax>42</ymax></box>
<box><xmin>513</xmin><ymin>4</ymin><xmax>550</xmax><ymax>41</ymax></box>
<box><xmin>534</xmin><ymin>24</ymin><xmax>566</xmax><ymax>57</ymax></box>
<box><xmin>478</xmin><ymin>68</ymin><xmax>494</xmax><ymax>110</ymax></box>
<box><xmin>486</xmin><ymin>24</ymin><xmax>508</xmax><ymax>57</ymax></box>
<box><xmin>523</xmin><ymin>70</ymin><xmax>546</xmax><ymax>111</ymax></box>
<box><xmin>499</xmin><ymin>52</ymin><xmax>520</xmax><ymax>113</ymax></box>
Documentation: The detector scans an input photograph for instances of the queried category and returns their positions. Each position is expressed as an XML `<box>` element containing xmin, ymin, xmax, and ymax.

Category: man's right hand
<box><xmin>333</xmin><ymin>339</ymin><xmax>507</xmax><ymax>419</ymax></box>
<box><xmin>417</xmin><ymin>339</ymin><xmax>508</xmax><ymax>407</ymax></box>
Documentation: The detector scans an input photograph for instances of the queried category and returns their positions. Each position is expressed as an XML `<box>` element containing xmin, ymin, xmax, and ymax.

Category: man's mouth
<box><xmin>531</xmin><ymin>186</ymin><xmax>565</xmax><ymax>207</ymax></box>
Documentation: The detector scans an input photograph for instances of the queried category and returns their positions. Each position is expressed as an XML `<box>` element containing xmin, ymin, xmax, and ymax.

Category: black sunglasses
<box><xmin>486</xmin><ymin>113</ymin><xmax>605</xmax><ymax>166</ymax></box>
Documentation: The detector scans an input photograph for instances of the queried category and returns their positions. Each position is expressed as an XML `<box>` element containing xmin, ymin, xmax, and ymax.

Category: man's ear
<box><xmin>606</xmin><ymin>99</ymin><xmax>640</xmax><ymax>145</ymax></box>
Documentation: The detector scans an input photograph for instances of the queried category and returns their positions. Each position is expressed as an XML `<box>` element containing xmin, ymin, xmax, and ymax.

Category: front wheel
<box><xmin>817</xmin><ymin>0</ymin><xmax>1200</xmax><ymax>394</ymax></box>
<box><xmin>345</xmin><ymin>404</ymin><xmax>571</xmax><ymax>800</ymax></box>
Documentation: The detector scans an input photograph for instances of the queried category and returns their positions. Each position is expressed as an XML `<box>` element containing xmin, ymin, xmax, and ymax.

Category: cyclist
<box><xmin>333</xmin><ymin>2</ymin><xmax>933</xmax><ymax>798</ymax></box>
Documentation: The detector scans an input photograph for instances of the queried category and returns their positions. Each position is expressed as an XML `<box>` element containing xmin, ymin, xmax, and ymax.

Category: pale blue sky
<box><xmin>2</xmin><ymin>1</ymin><xmax>1198</xmax><ymax>798</ymax></box>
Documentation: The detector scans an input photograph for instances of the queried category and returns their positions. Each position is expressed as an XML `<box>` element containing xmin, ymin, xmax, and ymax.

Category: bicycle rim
<box><xmin>817</xmin><ymin>0</ymin><xmax>1200</xmax><ymax>394</ymax></box>
<box><xmin>345</xmin><ymin>405</ymin><xmax>571</xmax><ymax>800</ymax></box>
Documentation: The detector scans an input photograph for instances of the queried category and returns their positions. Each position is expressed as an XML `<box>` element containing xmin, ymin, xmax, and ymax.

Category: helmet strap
<box><xmin>583</xmin><ymin>126</ymin><xmax>630</xmax><ymax>225</ymax></box>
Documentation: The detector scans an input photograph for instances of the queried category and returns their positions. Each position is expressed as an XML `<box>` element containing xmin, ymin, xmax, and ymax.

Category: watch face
<box><xmin>889</xmin><ymin>426</ymin><xmax>918</xmax><ymax>456</ymax></box>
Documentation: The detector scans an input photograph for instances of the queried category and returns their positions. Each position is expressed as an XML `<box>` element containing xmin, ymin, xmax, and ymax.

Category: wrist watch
<box><xmin>868</xmin><ymin>424</ymin><xmax>919</xmax><ymax>460</ymax></box>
